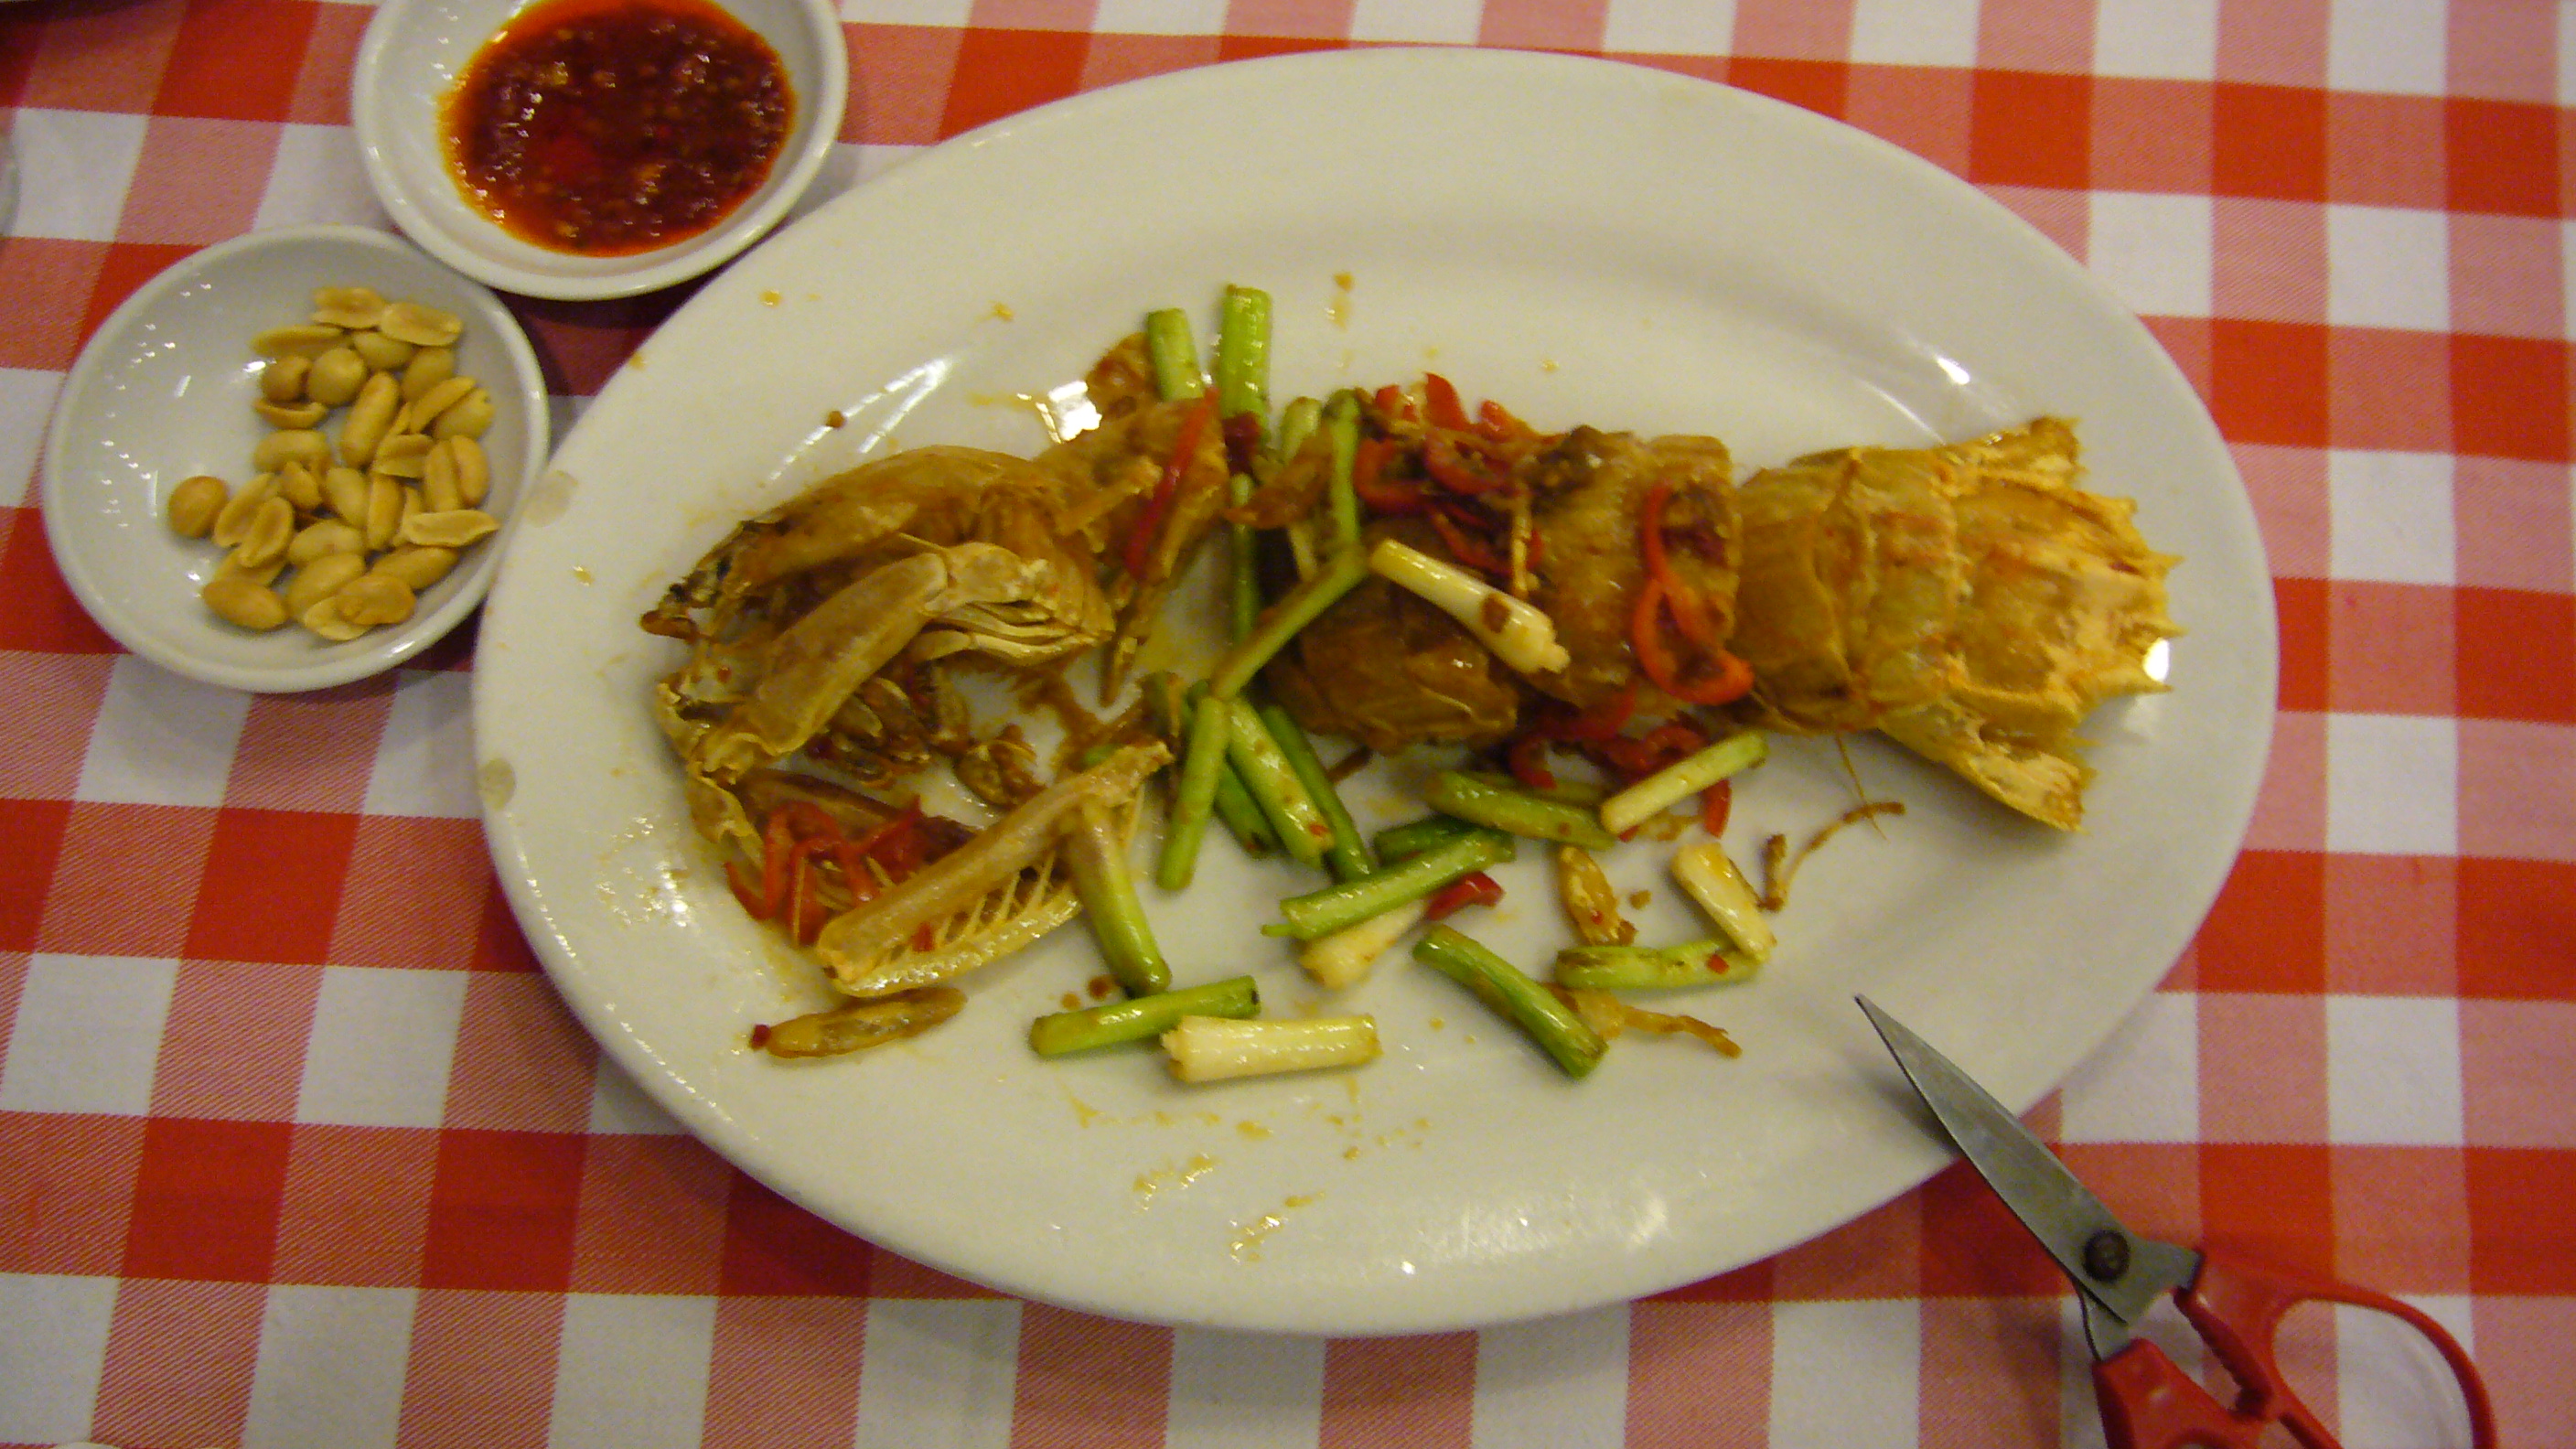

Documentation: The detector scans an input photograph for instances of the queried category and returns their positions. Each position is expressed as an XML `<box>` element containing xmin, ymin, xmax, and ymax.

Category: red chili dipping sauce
<box><xmin>442</xmin><ymin>0</ymin><xmax>794</xmax><ymax>255</ymax></box>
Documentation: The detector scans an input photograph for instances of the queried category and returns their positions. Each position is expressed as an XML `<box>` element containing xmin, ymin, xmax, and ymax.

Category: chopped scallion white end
<box><xmin>1599</xmin><ymin>731</ymin><xmax>1769</xmax><ymax>835</ymax></box>
<box><xmin>1160</xmin><ymin>1014</ymin><xmax>1381</xmax><ymax>1082</ymax></box>
<box><xmin>1297</xmin><ymin>899</ymin><xmax>1427</xmax><ymax>991</ymax></box>
<box><xmin>1671</xmin><ymin>841</ymin><xmax>1776</xmax><ymax>962</ymax></box>
<box><xmin>1368</xmin><ymin>538</ymin><xmax>1571</xmax><ymax>676</ymax></box>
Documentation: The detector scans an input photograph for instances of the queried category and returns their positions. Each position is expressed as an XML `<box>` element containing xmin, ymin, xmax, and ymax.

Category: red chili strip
<box><xmin>1423</xmin><ymin>871</ymin><xmax>1503</xmax><ymax>920</ymax></box>
<box><xmin>1352</xmin><ymin>436</ymin><xmax>1429</xmax><ymax>514</ymax></box>
<box><xmin>1632</xmin><ymin>574</ymin><xmax>1754</xmax><ymax>705</ymax></box>
<box><xmin>1508</xmin><ymin>731</ymin><xmax>1558</xmax><ymax>792</ymax></box>
<box><xmin>1701</xmin><ymin>779</ymin><xmax>1733</xmax><ymax>835</ymax></box>
<box><xmin>1426</xmin><ymin>507</ymin><xmax>1509</xmax><ymax>576</ymax></box>
<box><xmin>1123</xmin><ymin>391</ymin><xmax>1219</xmax><ymax>578</ymax></box>
<box><xmin>1421</xmin><ymin>373</ymin><xmax>1473</xmax><ymax>432</ymax></box>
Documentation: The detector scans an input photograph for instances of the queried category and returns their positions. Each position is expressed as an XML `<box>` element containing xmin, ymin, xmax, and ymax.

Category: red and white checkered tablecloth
<box><xmin>2</xmin><ymin>2</ymin><xmax>2569</xmax><ymax>1445</ymax></box>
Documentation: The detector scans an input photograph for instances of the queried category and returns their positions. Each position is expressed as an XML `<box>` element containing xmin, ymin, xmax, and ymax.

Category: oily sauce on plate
<box><xmin>442</xmin><ymin>0</ymin><xmax>793</xmax><ymax>255</ymax></box>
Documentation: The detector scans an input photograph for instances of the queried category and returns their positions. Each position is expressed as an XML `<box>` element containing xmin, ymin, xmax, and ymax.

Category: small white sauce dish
<box><xmin>351</xmin><ymin>0</ymin><xmax>846</xmax><ymax>301</ymax></box>
<box><xmin>41</xmin><ymin>223</ymin><xmax>551</xmax><ymax>693</ymax></box>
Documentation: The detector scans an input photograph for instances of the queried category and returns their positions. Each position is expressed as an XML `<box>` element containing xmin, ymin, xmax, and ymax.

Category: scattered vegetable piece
<box><xmin>1220</xmin><ymin>695</ymin><xmax>1334</xmax><ymax>870</ymax></box>
<box><xmin>1423</xmin><ymin>770</ymin><xmax>1618</xmax><ymax>851</ymax></box>
<box><xmin>1298</xmin><ymin>899</ymin><xmax>1426</xmax><ymax>991</ymax></box>
<box><xmin>1599</xmin><ymin>730</ymin><xmax>1769</xmax><ymax>835</ymax></box>
<box><xmin>1272</xmin><ymin>828</ymin><xmax>1515</xmax><ymax>941</ymax></box>
<box><xmin>1412</xmin><ymin>926</ymin><xmax>1605</xmax><ymax>1078</ymax></box>
<box><xmin>1162</xmin><ymin>1014</ymin><xmax>1380</xmax><ymax>1082</ymax></box>
<box><xmin>1061</xmin><ymin>800</ymin><xmax>1170</xmax><ymax>996</ymax></box>
<box><xmin>1030</xmin><ymin>976</ymin><xmax>1258</xmax><ymax>1057</ymax></box>
<box><xmin>1156</xmin><ymin>690</ymin><xmax>1233</xmax><ymax>890</ymax></box>
<box><xmin>1368</xmin><ymin>537</ymin><xmax>1572</xmax><ymax>676</ymax></box>
<box><xmin>1258</xmin><ymin>701</ymin><xmax>1376</xmax><ymax>882</ymax></box>
<box><xmin>1553</xmin><ymin>939</ymin><xmax>1759</xmax><ymax>991</ymax></box>
<box><xmin>1208</xmin><ymin>544</ymin><xmax>1371</xmax><ymax>701</ymax></box>
<box><xmin>1671</xmin><ymin>840</ymin><xmax>1776</xmax><ymax>963</ymax></box>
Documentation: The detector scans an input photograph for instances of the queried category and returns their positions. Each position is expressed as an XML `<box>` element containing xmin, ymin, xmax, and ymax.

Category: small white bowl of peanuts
<box><xmin>42</xmin><ymin>224</ymin><xmax>549</xmax><ymax>692</ymax></box>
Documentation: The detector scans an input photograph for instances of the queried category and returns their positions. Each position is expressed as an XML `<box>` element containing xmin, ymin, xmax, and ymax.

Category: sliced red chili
<box><xmin>724</xmin><ymin>858</ymin><xmax>770</xmax><ymax>919</ymax></box>
<box><xmin>1352</xmin><ymin>436</ymin><xmax>1429</xmax><ymax>514</ymax></box>
<box><xmin>849</xmin><ymin>800</ymin><xmax>925</xmax><ymax>879</ymax></box>
<box><xmin>1639</xmin><ymin>479</ymin><xmax>1724</xmax><ymax>649</ymax></box>
<box><xmin>1422</xmin><ymin>433</ymin><xmax>1506</xmax><ymax>495</ymax></box>
<box><xmin>1701</xmin><ymin>779</ymin><xmax>1733</xmax><ymax>835</ymax></box>
<box><xmin>1476</xmin><ymin>398</ymin><xmax>1536</xmax><ymax>444</ymax></box>
<box><xmin>1508</xmin><ymin>730</ymin><xmax>1559</xmax><ymax>792</ymax></box>
<box><xmin>1123</xmin><ymin>390</ymin><xmax>1219</xmax><ymax>579</ymax></box>
<box><xmin>1423</xmin><ymin>871</ymin><xmax>1503</xmax><ymax>920</ymax></box>
<box><xmin>1427</xmin><ymin>506</ymin><xmax>1509</xmax><ymax>576</ymax></box>
<box><xmin>1421</xmin><ymin>373</ymin><xmax>1473</xmax><ymax>432</ymax></box>
<box><xmin>1632</xmin><ymin>574</ymin><xmax>1755</xmax><ymax>705</ymax></box>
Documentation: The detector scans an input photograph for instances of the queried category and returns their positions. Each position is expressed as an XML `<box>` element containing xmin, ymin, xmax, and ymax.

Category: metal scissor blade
<box><xmin>1857</xmin><ymin>996</ymin><xmax>2194</xmax><ymax>1330</ymax></box>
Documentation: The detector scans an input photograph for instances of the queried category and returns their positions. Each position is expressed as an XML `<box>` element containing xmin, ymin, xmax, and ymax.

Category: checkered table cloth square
<box><xmin>1</xmin><ymin>2</ymin><xmax>2568</xmax><ymax>1445</ymax></box>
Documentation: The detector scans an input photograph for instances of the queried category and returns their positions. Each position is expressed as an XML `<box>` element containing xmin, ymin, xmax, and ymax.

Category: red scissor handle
<box><xmin>2092</xmin><ymin>1245</ymin><xmax>2496</xmax><ymax>1449</ymax></box>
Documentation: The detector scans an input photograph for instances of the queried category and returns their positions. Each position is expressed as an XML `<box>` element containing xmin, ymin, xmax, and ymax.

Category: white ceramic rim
<box><xmin>41</xmin><ymin>223</ymin><xmax>550</xmax><ymax>693</ymax></box>
<box><xmin>350</xmin><ymin>0</ymin><xmax>846</xmax><ymax>301</ymax></box>
<box><xmin>476</xmin><ymin>48</ymin><xmax>2277</xmax><ymax>1334</ymax></box>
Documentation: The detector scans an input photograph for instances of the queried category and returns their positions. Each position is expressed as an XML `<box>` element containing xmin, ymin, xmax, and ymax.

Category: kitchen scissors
<box><xmin>1857</xmin><ymin>996</ymin><xmax>2496</xmax><ymax>1449</ymax></box>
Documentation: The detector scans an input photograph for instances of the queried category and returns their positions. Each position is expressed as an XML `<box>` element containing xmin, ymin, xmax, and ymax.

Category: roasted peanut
<box><xmin>310</xmin><ymin>286</ymin><xmax>387</xmax><ymax>330</ymax></box>
<box><xmin>284</xmin><ymin>552</ymin><xmax>369</xmax><ymax>616</ymax></box>
<box><xmin>400</xmin><ymin>346</ymin><xmax>455</xmax><ymax>402</ymax></box>
<box><xmin>275</xmin><ymin>459</ymin><xmax>324</xmax><ymax>513</ymax></box>
<box><xmin>306</xmin><ymin>346</ymin><xmax>370</xmax><ymax>407</ymax></box>
<box><xmin>399</xmin><ymin>508</ymin><xmax>499</xmax><ymax>549</ymax></box>
<box><xmin>300</xmin><ymin>596</ymin><xmax>370</xmax><ymax>641</ymax></box>
<box><xmin>407</xmin><ymin>375</ymin><xmax>476</xmax><ymax>428</ymax></box>
<box><xmin>259</xmin><ymin>353</ymin><xmax>311</xmax><ymax>404</ymax></box>
<box><xmin>363</xmin><ymin>474</ymin><xmax>404</xmax><ymax>552</ymax></box>
<box><xmin>234</xmin><ymin>495</ymin><xmax>295</xmax><ymax>569</ymax></box>
<box><xmin>166</xmin><ymin>475</ymin><xmax>228</xmax><ymax>538</ymax></box>
<box><xmin>372</xmin><ymin>545</ymin><xmax>458</xmax><ymax>591</ymax></box>
<box><xmin>252</xmin><ymin>323</ymin><xmax>344</xmax><ymax>358</ymax></box>
<box><xmin>337</xmin><ymin>572</ymin><xmax>416</xmax><ymax>627</ymax></box>
<box><xmin>378</xmin><ymin>301</ymin><xmax>462</xmax><ymax>348</ymax></box>
<box><xmin>287</xmin><ymin>519</ymin><xmax>366</xmax><ymax>564</ymax></box>
<box><xmin>322</xmin><ymin>465</ymin><xmax>370</xmax><ymax>525</ymax></box>
<box><xmin>252</xmin><ymin>429</ymin><xmax>330</xmax><ymax>474</ymax></box>
<box><xmin>203</xmin><ymin>574</ymin><xmax>289</xmax><ymax>630</ymax></box>
<box><xmin>445</xmin><ymin>435</ymin><xmax>489</xmax><ymax>507</ymax></box>
<box><xmin>211</xmin><ymin>545</ymin><xmax>284</xmax><ymax>588</ymax></box>
<box><xmin>209</xmin><ymin>472</ymin><xmax>279</xmax><ymax>548</ymax></box>
<box><xmin>339</xmin><ymin>372</ymin><xmax>400</xmax><ymax>466</ymax></box>
<box><xmin>422</xmin><ymin>440</ymin><xmax>463</xmax><ymax>512</ymax></box>
<box><xmin>371</xmin><ymin>432</ymin><xmax>434</xmax><ymax>478</ymax></box>
<box><xmin>429</xmin><ymin>386</ymin><xmax>493</xmax><ymax>441</ymax></box>
<box><xmin>254</xmin><ymin>397</ymin><xmax>329</xmax><ymax>429</ymax></box>
<box><xmin>348</xmin><ymin>328</ymin><xmax>417</xmax><ymax>371</ymax></box>
<box><xmin>183</xmin><ymin>288</ymin><xmax>501</xmax><ymax>651</ymax></box>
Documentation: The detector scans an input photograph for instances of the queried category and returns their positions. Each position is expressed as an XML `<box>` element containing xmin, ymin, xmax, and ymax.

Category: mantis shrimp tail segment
<box><xmin>817</xmin><ymin>741</ymin><xmax>1172</xmax><ymax>997</ymax></box>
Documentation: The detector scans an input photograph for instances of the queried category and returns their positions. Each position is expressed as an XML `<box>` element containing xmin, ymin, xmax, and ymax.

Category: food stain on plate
<box><xmin>522</xmin><ymin>468</ymin><xmax>580</xmax><ymax>525</ymax></box>
<box><xmin>1229</xmin><ymin>1193</ymin><xmax>1321</xmax><ymax>1261</ymax></box>
<box><xmin>478</xmin><ymin>757</ymin><xmax>517</xmax><ymax>809</ymax></box>
<box><xmin>1132</xmin><ymin>1153</ymin><xmax>1218</xmax><ymax>1208</ymax></box>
